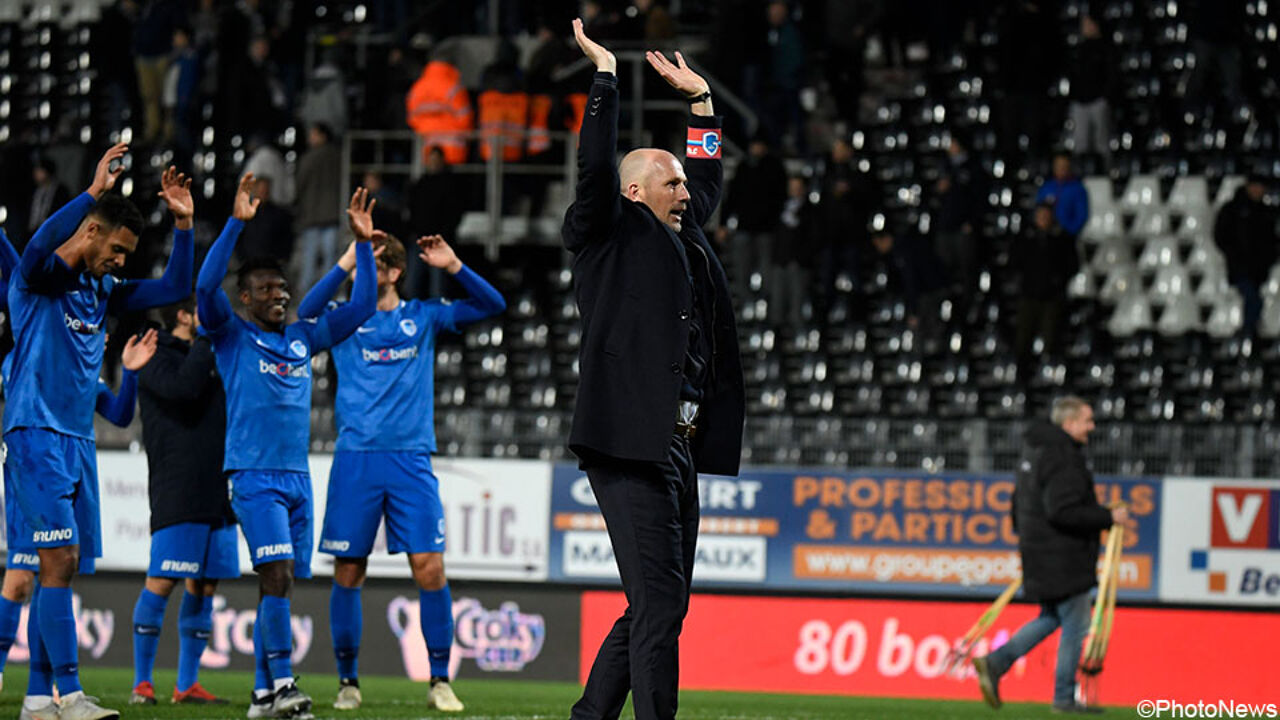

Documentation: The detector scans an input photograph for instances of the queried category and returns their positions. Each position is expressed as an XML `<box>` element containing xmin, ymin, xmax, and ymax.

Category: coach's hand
<box><xmin>232</xmin><ymin>172</ymin><xmax>262</xmax><ymax>222</ymax></box>
<box><xmin>573</xmin><ymin>18</ymin><xmax>616</xmax><ymax>74</ymax></box>
<box><xmin>417</xmin><ymin>234</ymin><xmax>462</xmax><ymax>274</ymax></box>
<box><xmin>347</xmin><ymin>187</ymin><xmax>377</xmax><ymax>241</ymax></box>
<box><xmin>122</xmin><ymin>328</ymin><xmax>159</xmax><ymax>370</ymax></box>
<box><xmin>158</xmin><ymin>166</ymin><xmax>194</xmax><ymax>230</ymax></box>
<box><xmin>646</xmin><ymin>50</ymin><xmax>709</xmax><ymax>99</ymax></box>
<box><xmin>88</xmin><ymin>142</ymin><xmax>129</xmax><ymax>199</ymax></box>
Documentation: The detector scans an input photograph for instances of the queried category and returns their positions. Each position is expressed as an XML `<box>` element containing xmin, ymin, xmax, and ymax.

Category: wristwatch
<box><xmin>687</xmin><ymin>90</ymin><xmax>712</xmax><ymax>104</ymax></box>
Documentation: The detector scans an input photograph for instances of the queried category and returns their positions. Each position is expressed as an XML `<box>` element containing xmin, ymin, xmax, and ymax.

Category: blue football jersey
<box><xmin>208</xmin><ymin>315</ymin><xmax>327</xmax><ymax>473</ymax></box>
<box><xmin>4</xmin><ymin>269</ymin><xmax>118</xmax><ymax>439</ymax></box>
<box><xmin>329</xmin><ymin>299</ymin><xmax>458</xmax><ymax>452</ymax></box>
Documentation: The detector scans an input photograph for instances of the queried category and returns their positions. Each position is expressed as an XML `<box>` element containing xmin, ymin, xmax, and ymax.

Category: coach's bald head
<box><xmin>619</xmin><ymin>149</ymin><xmax>691</xmax><ymax>232</ymax></box>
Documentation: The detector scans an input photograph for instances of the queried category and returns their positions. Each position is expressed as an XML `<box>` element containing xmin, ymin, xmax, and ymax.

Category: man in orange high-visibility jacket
<box><xmin>476</xmin><ymin>90</ymin><xmax>529</xmax><ymax>163</ymax></box>
<box><xmin>406</xmin><ymin>59</ymin><xmax>472</xmax><ymax>164</ymax></box>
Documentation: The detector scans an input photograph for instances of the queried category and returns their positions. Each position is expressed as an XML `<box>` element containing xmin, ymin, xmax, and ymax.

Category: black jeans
<box><xmin>571</xmin><ymin>435</ymin><xmax>700</xmax><ymax>720</ymax></box>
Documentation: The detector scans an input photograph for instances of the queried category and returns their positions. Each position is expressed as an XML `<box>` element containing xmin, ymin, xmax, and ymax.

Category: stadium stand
<box><xmin>0</xmin><ymin>0</ymin><xmax>1278</xmax><ymax>478</ymax></box>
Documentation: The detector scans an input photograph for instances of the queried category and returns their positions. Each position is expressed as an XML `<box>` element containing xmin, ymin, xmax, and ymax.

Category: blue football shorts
<box><xmin>318</xmin><ymin>451</ymin><xmax>445</xmax><ymax>558</ymax></box>
<box><xmin>229</xmin><ymin>470</ymin><xmax>313</xmax><ymax>579</ymax></box>
<box><xmin>4</xmin><ymin>428</ymin><xmax>102</xmax><ymax>573</ymax></box>
<box><xmin>148</xmin><ymin>521</ymin><xmax>241</xmax><ymax>579</ymax></box>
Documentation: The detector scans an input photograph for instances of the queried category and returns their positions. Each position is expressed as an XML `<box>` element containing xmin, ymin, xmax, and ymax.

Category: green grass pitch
<box><xmin>0</xmin><ymin>667</ymin><xmax>1130</xmax><ymax>719</ymax></box>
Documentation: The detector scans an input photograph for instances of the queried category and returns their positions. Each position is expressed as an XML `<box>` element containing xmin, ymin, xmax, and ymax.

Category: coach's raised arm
<box><xmin>560</xmin><ymin>19</ymin><xmax>744</xmax><ymax>720</ymax></box>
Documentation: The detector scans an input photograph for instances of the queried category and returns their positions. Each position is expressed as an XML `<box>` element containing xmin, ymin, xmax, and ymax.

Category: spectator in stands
<box><xmin>1184</xmin><ymin>0</ymin><xmax>1246</xmax><ymax>122</ymax></box>
<box><xmin>995</xmin><ymin>1</ymin><xmax>1060</xmax><ymax>157</ymax></box>
<box><xmin>1013</xmin><ymin>203</ymin><xmax>1079</xmax><ymax>378</ymax></box>
<box><xmin>407</xmin><ymin>147</ymin><xmax>465</xmax><ymax>300</ymax></box>
<box><xmin>763</xmin><ymin>1</ymin><xmax>805</xmax><ymax>153</ymax></box>
<box><xmin>237</xmin><ymin>175</ymin><xmax>295</xmax><ymax>264</ymax></box>
<box><xmin>98</xmin><ymin>0</ymin><xmax>141</xmax><ymax>139</ymax></box>
<box><xmin>772</xmin><ymin>175</ymin><xmax>818</xmax><ymax>327</ymax></box>
<box><xmin>133</xmin><ymin>0</ymin><xmax>186</xmax><ymax>145</ymax></box>
<box><xmin>227</xmin><ymin>35</ymin><xmax>287</xmax><ymax>139</ymax></box>
<box><xmin>974</xmin><ymin>396</ymin><xmax>1129</xmax><ymax>714</ymax></box>
<box><xmin>1214</xmin><ymin>178</ymin><xmax>1278</xmax><ymax>337</ymax></box>
<box><xmin>299</xmin><ymin>53</ymin><xmax>349</xmax><ymax>137</ymax></box>
<box><xmin>823</xmin><ymin>0</ymin><xmax>881</xmax><ymax>125</ymax></box>
<box><xmin>1067</xmin><ymin>16</ymin><xmax>1114</xmax><ymax>172</ymax></box>
<box><xmin>867</xmin><ymin>228</ymin><xmax>950</xmax><ymax>352</ymax></box>
<box><xmin>406</xmin><ymin>52</ymin><xmax>472</xmax><ymax>165</ymax></box>
<box><xmin>933</xmin><ymin>137</ymin><xmax>986</xmax><ymax>320</ymax></box>
<box><xmin>1035</xmin><ymin>152</ymin><xmax>1089</xmax><ymax>239</ymax></box>
<box><xmin>815</xmin><ymin>138</ymin><xmax>876</xmax><ymax>318</ymax></box>
<box><xmin>243</xmin><ymin>134</ymin><xmax>294</xmax><ymax>206</ymax></box>
<box><xmin>633</xmin><ymin>0</ymin><xmax>677</xmax><ymax>41</ymax></box>
<box><xmin>720</xmin><ymin>136</ymin><xmax>788</xmax><ymax>301</ymax></box>
<box><xmin>164</xmin><ymin>25</ymin><xmax>201</xmax><ymax>166</ymax></box>
<box><xmin>294</xmin><ymin>123</ymin><xmax>343</xmax><ymax>293</ymax></box>
<box><xmin>27</xmin><ymin>157</ymin><xmax>71</xmax><ymax>237</ymax></box>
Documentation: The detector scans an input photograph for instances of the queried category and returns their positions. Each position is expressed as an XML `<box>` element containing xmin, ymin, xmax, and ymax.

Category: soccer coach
<box><xmin>563</xmin><ymin>19</ymin><xmax>744</xmax><ymax>720</ymax></box>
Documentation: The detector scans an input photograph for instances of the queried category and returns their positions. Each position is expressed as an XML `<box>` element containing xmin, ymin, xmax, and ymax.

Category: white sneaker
<box><xmin>55</xmin><ymin>692</ymin><xmax>118</xmax><ymax>720</ymax></box>
<box><xmin>333</xmin><ymin>684</ymin><xmax>361</xmax><ymax>710</ymax></box>
<box><xmin>427</xmin><ymin>680</ymin><xmax>464</xmax><ymax>713</ymax></box>
<box><xmin>270</xmin><ymin>683</ymin><xmax>311</xmax><ymax>717</ymax></box>
<box><xmin>18</xmin><ymin>700</ymin><xmax>60</xmax><ymax>720</ymax></box>
<box><xmin>246</xmin><ymin>693</ymin><xmax>275</xmax><ymax>719</ymax></box>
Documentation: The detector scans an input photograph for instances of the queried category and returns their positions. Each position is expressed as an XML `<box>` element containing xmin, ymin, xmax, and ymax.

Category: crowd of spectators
<box><xmin>1</xmin><ymin>0</ymin><xmax>1277</xmax><ymax>355</ymax></box>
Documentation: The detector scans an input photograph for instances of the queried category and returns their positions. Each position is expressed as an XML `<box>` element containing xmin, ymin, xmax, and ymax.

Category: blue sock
<box><xmin>253</xmin><ymin>606</ymin><xmax>271</xmax><ymax>693</ymax></box>
<box><xmin>0</xmin><ymin>595</ymin><xmax>23</xmax><ymax>672</ymax></box>
<box><xmin>37</xmin><ymin>586</ymin><xmax>81</xmax><ymax>695</ymax></box>
<box><xmin>177</xmin><ymin>592</ymin><xmax>212</xmax><ymax>692</ymax></box>
<box><xmin>260</xmin><ymin>596</ymin><xmax>293</xmax><ymax>684</ymax></box>
<box><xmin>419</xmin><ymin>586</ymin><xmax>454</xmax><ymax>680</ymax></box>
<box><xmin>329</xmin><ymin>585</ymin><xmax>361</xmax><ymax>681</ymax></box>
<box><xmin>26</xmin><ymin>585</ymin><xmax>53</xmax><ymax>697</ymax></box>
<box><xmin>131</xmin><ymin>589</ymin><xmax>167</xmax><ymax>686</ymax></box>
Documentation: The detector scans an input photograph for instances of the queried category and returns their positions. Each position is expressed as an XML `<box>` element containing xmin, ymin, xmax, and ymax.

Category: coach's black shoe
<box><xmin>973</xmin><ymin>655</ymin><xmax>1002</xmax><ymax>709</ymax></box>
<box><xmin>1051</xmin><ymin>702</ymin><xmax>1104</xmax><ymax>714</ymax></box>
<box><xmin>272</xmin><ymin>681</ymin><xmax>312</xmax><ymax>717</ymax></box>
<box><xmin>246</xmin><ymin>692</ymin><xmax>275</xmax><ymax>719</ymax></box>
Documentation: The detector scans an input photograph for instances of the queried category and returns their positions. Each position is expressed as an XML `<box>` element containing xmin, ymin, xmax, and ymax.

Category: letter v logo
<box><xmin>1211</xmin><ymin>488</ymin><xmax>1268</xmax><ymax>548</ymax></box>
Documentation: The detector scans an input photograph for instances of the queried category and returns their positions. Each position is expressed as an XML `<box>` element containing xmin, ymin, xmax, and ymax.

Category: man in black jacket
<box><xmin>128</xmin><ymin>297</ymin><xmax>237</xmax><ymax>706</ymax></box>
<box><xmin>563</xmin><ymin>19</ymin><xmax>745</xmax><ymax>720</ymax></box>
<box><xmin>1213</xmin><ymin>179</ymin><xmax>1278</xmax><ymax>336</ymax></box>
<box><xmin>974</xmin><ymin>396</ymin><xmax>1128</xmax><ymax>714</ymax></box>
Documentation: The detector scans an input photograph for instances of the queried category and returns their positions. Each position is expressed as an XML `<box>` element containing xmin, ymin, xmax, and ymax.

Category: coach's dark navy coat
<box><xmin>561</xmin><ymin>72</ymin><xmax>744</xmax><ymax>476</ymax></box>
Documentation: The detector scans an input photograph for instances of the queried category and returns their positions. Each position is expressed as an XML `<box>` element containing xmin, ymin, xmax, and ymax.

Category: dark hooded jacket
<box><xmin>1011</xmin><ymin>419</ymin><xmax>1113</xmax><ymax>602</ymax></box>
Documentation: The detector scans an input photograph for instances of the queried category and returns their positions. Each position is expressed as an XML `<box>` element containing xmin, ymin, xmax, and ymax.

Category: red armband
<box><xmin>686</xmin><ymin>128</ymin><xmax>722</xmax><ymax>159</ymax></box>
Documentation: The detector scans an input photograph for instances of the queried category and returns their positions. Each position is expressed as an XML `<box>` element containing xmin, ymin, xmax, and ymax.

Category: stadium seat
<box><xmin>1206</xmin><ymin>293</ymin><xmax>1244</xmax><ymax>338</ymax></box>
<box><xmin>1107</xmin><ymin>294</ymin><xmax>1154</xmax><ymax>336</ymax></box>
<box><xmin>1157</xmin><ymin>294</ymin><xmax>1202</xmax><ymax>335</ymax></box>
<box><xmin>1258</xmin><ymin>298</ymin><xmax>1280</xmax><ymax>339</ymax></box>
<box><xmin>1136</xmin><ymin>236</ymin><xmax>1181</xmax><ymax>273</ymax></box>
<box><xmin>1098</xmin><ymin>264</ymin><xmax>1142</xmax><ymax>303</ymax></box>
<box><xmin>1214</xmin><ymin>175</ymin><xmax>1246</xmax><ymax>206</ymax></box>
<box><xmin>1130</xmin><ymin>207</ymin><xmax>1173</xmax><ymax>238</ymax></box>
<box><xmin>1166</xmin><ymin>176</ymin><xmax>1210</xmax><ymax>215</ymax></box>
<box><xmin>1118</xmin><ymin>174</ymin><xmax>1163</xmax><ymax>211</ymax></box>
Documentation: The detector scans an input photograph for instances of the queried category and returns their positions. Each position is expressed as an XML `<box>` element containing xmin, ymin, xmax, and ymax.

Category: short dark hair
<box><xmin>236</xmin><ymin>256</ymin><xmax>287</xmax><ymax>291</ymax></box>
<box><xmin>159</xmin><ymin>295</ymin><xmax>197</xmax><ymax>329</ymax></box>
<box><xmin>88</xmin><ymin>194</ymin><xmax>144</xmax><ymax>238</ymax></box>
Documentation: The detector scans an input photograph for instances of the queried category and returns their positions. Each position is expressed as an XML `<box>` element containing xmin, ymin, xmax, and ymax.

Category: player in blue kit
<box><xmin>4</xmin><ymin>144</ymin><xmax>195</xmax><ymax>720</ymax></box>
<box><xmin>196</xmin><ymin>174</ymin><xmax>377</xmax><ymax>719</ymax></box>
<box><xmin>297</xmin><ymin>231</ymin><xmax>505</xmax><ymax>712</ymax></box>
<box><xmin>0</xmin><ymin>225</ymin><xmax>158</xmax><ymax>691</ymax></box>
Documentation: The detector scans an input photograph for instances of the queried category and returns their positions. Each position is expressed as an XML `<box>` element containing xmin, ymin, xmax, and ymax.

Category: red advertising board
<box><xmin>580</xmin><ymin>592</ymin><xmax>1278</xmax><ymax>704</ymax></box>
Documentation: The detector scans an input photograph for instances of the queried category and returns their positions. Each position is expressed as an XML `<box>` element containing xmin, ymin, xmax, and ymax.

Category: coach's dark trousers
<box><xmin>570</xmin><ymin>435</ymin><xmax>700</xmax><ymax>720</ymax></box>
